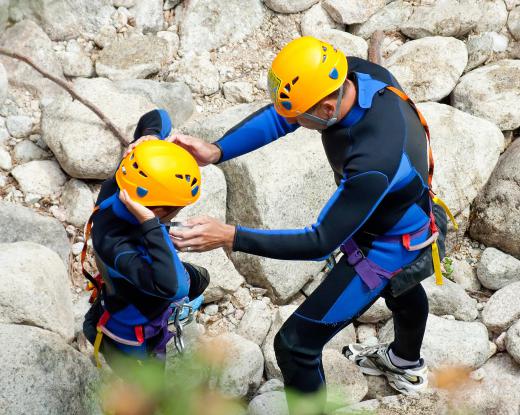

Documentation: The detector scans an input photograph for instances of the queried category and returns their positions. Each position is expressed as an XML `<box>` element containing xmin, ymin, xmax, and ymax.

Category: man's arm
<box><xmin>233</xmin><ymin>171</ymin><xmax>390</xmax><ymax>260</ymax></box>
<box><xmin>213</xmin><ymin>104</ymin><xmax>299</xmax><ymax>163</ymax></box>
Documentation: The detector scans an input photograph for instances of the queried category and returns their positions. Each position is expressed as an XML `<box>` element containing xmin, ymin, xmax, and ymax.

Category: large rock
<box><xmin>208</xmin><ymin>333</ymin><xmax>264</xmax><ymax>398</ymax></box>
<box><xmin>475</xmin><ymin>0</ymin><xmax>508</xmax><ymax>33</ymax></box>
<box><xmin>421</xmin><ymin>276</ymin><xmax>478</xmax><ymax>321</ymax></box>
<box><xmin>96</xmin><ymin>35</ymin><xmax>169</xmax><ymax>81</ymax></box>
<box><xmin>350</xmin><ymin>0</ymin><xmax>413</xmax><ymax>39</ymax></box>
<box><xmin>0</xmin><ymin>201</ymin><xmax>70</xmax><ymax>262</ymax></box>
<box><xmin>385</xmin><ymin>36</ymin><xmax>467</xmax><ymax>103</ymax></box>
<box><xmin>481</xmin><ymin>281</ymin><xmax>520</xmax><ymax>332</ymax></box>
<box><xmin>451</xmin><ymin>258</ymin><xmax>481</xmax><ymax>292</ymax></box>
<box><xmin>13</xmin><ymin>140</ymin><xmax>51</xmax><ymax>163</ymax></box>
<box><xmin>322</xmin><ymin>349</ymin><xmax>368</xmax><ymax>404</ymax></box>
<box><xmin>508</xmin><ymin>5</ymin><xmax>520</xmax><ymax>40</ymax></box>
<box><xmin>357</xmin><ymin>297</ymin><xmax>392</xmax><ymax>324</ymax></box>
<box><xmin>264</xmin><ymin>0</ymin><xmax>318</xmax><ymax>13</ymax></box>
<box><xmin>451</xmin><ymin>354</ymin><xmax>520</xmax><ymax>414</ymax></box>
<box><xmin>322</xmin><ymin>0</ymin><xmax>386</xmax><ymax>25</ymax></box>
<box><xmin>0</xmin><ymin>62</ymin><xmax>6</xmax><ymax>106</ymax></box>
<box><xmin>506</xmin><ymin>319</ymin><xmax>520</xmax><ymax>365</ymax></box>
<box><xmin>176</xmin><ymin>165</ymin><xmax>244</xmax><ymax>302</ymax></box>
<box><xmin>465</xmin><ymin>32</ymin><xmax>495</xmax><ymax>72</ymax></box>
<box><xmin>400</xmin><ymin>0</ymin><xmax>481</xmax><ymax>39</ymax></box>
<box><xmin>0</xmin><ymin>146</ymin><xmax>11</xmax><ymax>170</ymax></box>
<box><xmin>452</xmin><ymin>60</ymin><xmax>520</xmax><ymax>131</ymax></box>
<box><xmin>379</xmin><ymin>314</ymin><xmax>490</xmax><ymax>369</ymax></box>
<box><xmin>57</xmin><ymin>40</ymin><xmax>94</xmax><ymax>78</ymax></box>
<box><xmin>8</xmin><ymin>0</ymin><xmax>112</xmax><ymax>41</ymax></box>
<box><xmin>133</xmin><ymin>0</ymin><xmax>164</xmax><ymax>33</ymax></box>
<box><xmin>312</xmin><ymin>29</ymin><xmax>368</xmax><ymax>59</ymax></box>
<box><xmin>114</xmin><ymin>79</ymin><xmax>194</xmax><ymax>128</ymax></box>
<box><xmin>42</xmin><ymin>77</ymin><xmax>155</xmax><ymax>179</ymax></box>
<box><xmin>237</xmin><ymin>300</ymin><xmax>273</xmax><ymax>346</ymax></box>
<box><xmin>300</xmin><ymin>2</ymin><xmax>343</xmax><ymax>37</ymax></box>
<box><xmin>418</xmin><ymin>102</ymin><xmax>503</xmax><ymax>216</ymax></box>
<box><xmin>168</xmin><ymin>51</ymin><xmax>220</xmax><ymax>96</ymax></box>
<box><xmin>0</xmin><ymin>20</ymin><xmax>65</xmax><ymax>98</ymax></box>
<box><xmin>470</xmin><ymin>139</ymin><xmax>520</xmax><ymax>257</ymax></box>
<box><xmin>11</xmin><ymin>160</ymin><xmax>67</xmax><ymax>197</ymax></box>
<box><xmin>6</xmin><ymin>115</ymin><xmax>33</xmax><ymax>138</ymax></box>
<box><xmin>0</xmin><ymin>242</ymin><xmax>74</xmax><ymax>340</ymax></box>
<box><xmin>224</xmin><ymin>126</ymin><xmax>335</xmax><ymax>302</ymax></box>
<box><xmin>176</xmin><ymin>0</ymin><xmax>263</xmax><ymax>53</ymax></box>
<box><xmin>0</xmin><ymin>323</ymin><xmax>98</xmax><ymax>415</ymax></box>
<box><xmin>0</xmin><ymin>0</ymin><xmax>8</xmax><ymax>32</ymax></box>
<box><xmin>477</xmin><ymin>247</ymin><xmax>520</xmax><ymax>290</ymax></box>
<box><xmin>248</xmin><ymin>391</ymin><xmax>288</xmax><ymax>415</ymax></box>
<box><xmin>62</xmin><ymin>179</ymin><xmax>94</xmax><ymax>228</ymax></box>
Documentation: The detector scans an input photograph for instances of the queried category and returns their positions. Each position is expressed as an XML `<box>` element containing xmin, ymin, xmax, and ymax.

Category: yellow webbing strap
<box><xmin>93</xmin><ymin>328</ymin><xmax>104</xmax><ymax>368</ymax></box>
<box><xmin>432</xmin><ymin>241</ymin><xmax>443</xmax><ymax>285</ymax></box>
<box><xmin>432</xmin><ymin>195</ymin><xmax>458</xmax><ymax>230</ymax></box>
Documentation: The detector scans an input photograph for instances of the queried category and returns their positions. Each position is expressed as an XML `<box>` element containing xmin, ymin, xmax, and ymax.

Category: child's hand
<box><xmin>119</xmin><ymin>189</ymin><xmax>155</xmax><ymax>224</ymax></box>
<box><xmin>123</xmin><ymin>135</ymin><xmax>159</xmax><ymax>158</ymax></box>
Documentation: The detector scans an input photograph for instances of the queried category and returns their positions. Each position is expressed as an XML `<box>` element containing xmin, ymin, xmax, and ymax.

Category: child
<box><xmin>83</xmin><ymin>110</ymin><xmax>209</xmax><ymax>371</ymax></box>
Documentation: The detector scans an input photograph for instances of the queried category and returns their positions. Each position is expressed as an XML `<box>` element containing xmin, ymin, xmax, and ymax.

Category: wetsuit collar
<box><xmin>99</xmin><ymin>191</ymin><xmax>140</xmax><ymax>225</ymax></box>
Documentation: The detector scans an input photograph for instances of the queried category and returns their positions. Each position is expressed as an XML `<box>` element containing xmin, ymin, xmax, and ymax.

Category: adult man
<box><xmin>169</xmin><ymin>36</ymin><xmax>443</xmax><ymax>408</ymax></box>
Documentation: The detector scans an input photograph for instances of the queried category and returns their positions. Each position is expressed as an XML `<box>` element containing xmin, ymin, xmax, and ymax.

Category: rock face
<box><xmin>223</xmin><ymin>127</ymin><xmax>335</xmax><ymax>302</ymax></box>
<box><xmin>42</xmin><ymin>77</ymin><xmax>155</xmax><ymax>179</ymax></box>
<box><xmin>452</xmin><ymin>60</ymin><xmax>520</xmax><ymax>131</ymax></box>
<box><xmin>0</xmin><ymin>242</ymin><xmax>74</xmax><ymax>341</ymax></box>
<box><xmin>421</xmin><ymin>276</ymin><xmax>478</xmax><ymax>321</ymax></box>
<box><xmin>506</xmin><ymin>319</ymin><xmax>520</xmax><ymax>365</ymax></box>
<box><xmin>0</xmin><ymin>20</ymin><xmax>65</xmax><ymax>98</ymax></box>
<box><xmin>0</xmin><ymin>62</ymin><xmax>6</xmax><ymax>105</ymax></box>
<box><xmin>470</xmin><ymin>139</ymin><xmax>520</xmax><ymax>258</ymax></box>
<box><xmin>176</xmin><ymin>165</ymin><xmax>244</xmax><ymax>302</ymax></box>
<box><xmin>176</xmin><ymin>0</ymin><xmax>264</xmax><ymax>53</ymax></box>
<box><xmin>380</xmin><ymin>314</ymin><xmax>490</xmax><ymax>369</ymax></box>
<box><xmin>11</xmin><ymin>160</ymin><xmax>67</xmax><ymax>197</ymax></box>
<box><xmin>209</xmin><ymin>333</ymin><xmax>264</xmax><ymax>398</ymax></box>
<box><xmin>0</xmin><ymin>201</ymin><xmax>70</xmax><ymax>262</ymax></box>
<box><xmin>350</xmin><ymin>0</ymin><xmax>413</xmax><ymax>39</ymax></box>
<box><xmin>237</xmin><ymin>300</ymin><xmax>273</xmax><ymax>346</ymax></box>
<box><xmin>418</xmin><ymin>102</ymin><xmax>503</xmax><ymax>217</ymax></box>
<box><xmin>481</xmin><ymin>281</ymin><xmax>520</xmax><ymax>332</ymax></box>
<box><xmin>62</xmin><ymin>179</ymin><xmax>94</xmax><ymax>227</ymax></box>
<box><xmin>385</xmin><ymin>36</ymin><xmax>467</xmax><ymax>102</ymax></box>
<box><xmin>264</xmin><ymin>0</ymin><xmax>319</xmax><ymax>13</ymax></box>
<box><xmin>0</xmin><ymin>323</ymin><xmax>98</xmax><ymax>415</ymax></box>
<box><xmin>8</xmin><ymin>0</ymin><xmax>113</xmax><ymax>41</ymax></box>
<box><xmin>477</xmin><ymin>248</ymin><xmax>520</xmax><ymax>290</ymax></box>
<box><xmin>322</xmin><ymin>0</ymin><xmax>386</xmax><ymax>25</ymax></box>
<box><xmin>114</xmin><ymin>79</ymin><xmax>194</xmax><ymax>128</ymax></box>
<box><xmin>400</xmin><ymin>0</ymin><xmax>481</xmax><ymax>39</ymax></box>
<box><xmin>96</xmin><ymin>36</ymin><xmax>169</xmax><ymax>81</ymax></box>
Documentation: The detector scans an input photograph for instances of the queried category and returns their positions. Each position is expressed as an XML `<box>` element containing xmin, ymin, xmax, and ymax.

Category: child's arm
<box><xmin>132</xmin><ymin>109</ymin><xmax>172</xmax><ymax>142</ymax></box>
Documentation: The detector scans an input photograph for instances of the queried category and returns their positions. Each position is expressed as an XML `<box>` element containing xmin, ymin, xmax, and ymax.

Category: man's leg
<box><xmin>274</xmin><ymin>255</ymin><xmax>388</xmax><ymax>412</ymax></box>
<box><xmin>183</xmin><ymin>262</ymin><xmax>210</xmax><ymax>300</ymax></box>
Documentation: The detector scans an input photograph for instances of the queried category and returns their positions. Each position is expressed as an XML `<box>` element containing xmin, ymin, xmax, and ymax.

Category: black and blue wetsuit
<box><xmin>83</xmin><ymin>110</ymin><xmax>209</xmax><ymax>367</ymax></box>
<box><xmin>213</xmin><ymin>57</ymin><xmax>430</xmax><ymax>395</ymax></box>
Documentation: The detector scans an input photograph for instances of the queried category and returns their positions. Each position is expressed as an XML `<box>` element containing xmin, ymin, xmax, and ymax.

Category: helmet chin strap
<box><xmin>300</xmin><ymin>84</ymin><xmax>344</xmax><ymax>127</ymax></box>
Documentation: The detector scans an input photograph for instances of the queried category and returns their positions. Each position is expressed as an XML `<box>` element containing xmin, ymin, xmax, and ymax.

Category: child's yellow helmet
<box><xmin>268</xmin><ymin>36</ymin><xmax>348</xmax><ymax>118</ymax></box>
<box><xmin>115</xmin><ymin>140</ymin><xmax>201</xmax><ymax>207</ymax></box>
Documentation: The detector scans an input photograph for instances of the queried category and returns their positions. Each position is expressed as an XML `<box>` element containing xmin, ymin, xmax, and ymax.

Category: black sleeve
<box><xmin>132</xmin><ymin>109</ymin><xmax>172</xmax><ymax>142</ymax></box>
<box><xmin>233</xmin><ymin>171</ymin><xmax>390</xmax><ymax>260</ymax></box>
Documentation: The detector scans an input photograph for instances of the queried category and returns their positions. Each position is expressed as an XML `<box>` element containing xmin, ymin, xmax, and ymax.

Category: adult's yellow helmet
<box><xmin>115</xmin><ymin>140</ymin><xmax>201</xmax><ymax>207</ymax></box>
<box><xmin>267</xmin><ymin>36</ymin><xmax>348</xmax><ymax>118</ymax></box>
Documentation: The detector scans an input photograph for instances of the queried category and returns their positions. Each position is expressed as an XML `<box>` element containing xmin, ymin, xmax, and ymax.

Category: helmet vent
<box><xmin>192</xmin><ymin>177</ymin><xmax>198</xmax><ymax>186</ymax></box>
<box><xmin>132</xmin><ymin>162</ymin><xmax>139</xmax><ymax>169</ymax></box>
<box><xmin>279</xmin><ymin>92</ymin><xmax>289</xmax><ymax>99</ymax></box>
<box><xmin>322</xmin><ymin>46</ymin><xmax>327</xmax><ymax>52</ymax></box>
<box><xmin>130</xmin><ymin>153</ymin><xmax>134</xmax><ymax>160</ymax></box>
<box><xmin>283</xmin><ymin>83</ymin><xmax>291</xmax><ymax>93</ymax></box>
<box><xmin>292</xmin><ymin>76</ymin><xmax>299</xmax><ymax>85</ymax></box>
<box><xmin>322</xmin><ymin>54</ymin><xmax>327</xmax><ymax>63</ymax></box>
<box><xmin>185</xmin><ymin>175</ymin><xmax>191</xmax><ymax>183</ymax></box>
<box><xmin>138</xmin><ymin>170</ymin><xmax>148</xmax><ymax>178</ymax></box>
<box><xmin>175</xmin><ymin>174</ymin><xmax>183</xmax><ymax>179</ymax></box>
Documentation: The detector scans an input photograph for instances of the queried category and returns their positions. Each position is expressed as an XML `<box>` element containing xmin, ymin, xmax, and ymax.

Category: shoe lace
<box><xmin>357</xmin><ymin>342</ymin><xmax>390</xmax><ymax>358</ymax></box>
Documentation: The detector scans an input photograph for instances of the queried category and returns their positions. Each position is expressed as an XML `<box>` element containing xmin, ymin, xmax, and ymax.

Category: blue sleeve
<box><xmin>233</xmin><ymin>171</ymin><xmax>390</xmax><ymax>260</ymax></box>
<box><xmin>214</xmin><ymin>104</ymin><xmax>299</xmax><ymax>163</ymax></box>
<box><xmin>132</xmin><ymin>109</ymin><xmax>172</xmax><ymax>142</ymax></box>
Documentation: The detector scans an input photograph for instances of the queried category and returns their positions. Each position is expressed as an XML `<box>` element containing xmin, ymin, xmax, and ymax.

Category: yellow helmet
<box><xmin>267</xmin><ymin>36</ymin><xmax>348</xmax><ymax>118</ymax></box>
<box><xmin>115</xmin><ymin>140</ymin><xmax>201</xmax><ymax>207</ymax></box>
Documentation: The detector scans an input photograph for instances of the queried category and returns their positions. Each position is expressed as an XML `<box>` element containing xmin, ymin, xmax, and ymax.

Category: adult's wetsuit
<box><xmin>212</xmin><ymin>57</ymin><xmax>430</xmax><ymax>396</ymax></box>
<box><xmin>83</xmin><ymin>110</ymin><xmax>209</xmax><ymax>368</ymax></box>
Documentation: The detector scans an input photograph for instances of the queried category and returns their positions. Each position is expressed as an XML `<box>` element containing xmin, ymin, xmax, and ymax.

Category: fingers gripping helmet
<box><xmin>115</xmin><ymin>140</ymin><xmax>201</xmax><ymax>207</ymax></box>
<box><xmin>267</xmin><ymin>36</ymin><xmax>348</xmax><ymax>118</ymax></box>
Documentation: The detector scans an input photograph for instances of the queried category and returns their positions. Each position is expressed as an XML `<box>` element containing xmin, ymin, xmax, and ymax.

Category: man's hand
<box><xmin>170</xmin><ymin>216</ymin><xmax>236</xmax><ymax>252</ymax></box>
<box><xmin>123</xmin><ymin>135</ymin><xmax>159</xmax><ymax>158</ymax></box>
<box><xmin>119</xmin><ymin>189</ymin><xmax>155</xmax><ymax>224</ymax></box>
<box><xmin>169</xmin><ymin>134</ymin><xmax>221</xmax><ymax>166</ymax></box>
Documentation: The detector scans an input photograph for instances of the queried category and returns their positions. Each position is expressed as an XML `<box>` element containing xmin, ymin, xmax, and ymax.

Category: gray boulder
<box><xmin>248</xmin><ymin>391</ymin><xmax>288</xmax><ymax>415</ymax></box>
<box><xmin>312</xmin><ymin>29</ymin><xmax>368</xmax><ymax>59</ymax></box>
<box><xmin>176</xmin><ymin>0</ymin><xmax>263</xmax><ymax>53</ymax></box>
<box><xmin>96</xmin><ymin>35</ymin><xmax>169</xmax><ymax>81</ymax></box>
<box><xmin>237</xmin><ymin>300</ymin><xmax>273</xmax><ymax>346</ymax></box>
<box><xmin>0</xmin><ymin>62</ymin><xmax>7</xmax><ymax>106</ymax></box>
<box><xmin>133</xmin><ymin>0</ymin><xmax>164</xmax><ymax>33</ymax></box>
<box><xmin>357</xmin><ymin>297</ymin><xmax>392</xmax><ymax>324</ymax></box>
<box><xmin>223</xmin><ymin>81</ymin><xmax>254</xmax><ymax>104</ymax></box>
<box><xmin>379</xmin><ymin>314</ymin><xmax>490</xmax><ymax>369</ymax></box>
<box><xmin>465</xmin><ymin>32</ymin><xmax>495</xmax><ymax>72</ymax></box>
<box><xmin>11</xmin><ymin>160</ymin><xmax>67</xmax><ymax>197</ymax></box>
<box><xmin>115</xmin><ymin>79</ymin><xmax>194</xmax><ymax>128</ymax></box>
<box><xmin>452</xmin><ymin>60</ymin><xmax>520</xmax><ymax>131</ymax></box>
<box><xmin>451</xmin><ymin>258</ymin><xmax>481</xmax><ymax>292</ymax></box>
<box><xmin>57</xmin><ymin>41</ymin><xmax>94</xmax><ymax>78</ymax></box>
<box><xmin>322</xmin><ymin>0</ymin><xmax>386</xmax><ymax>25</ymax></box>
<box><xmin>0</xmin><ymin>0</ymin><xmax>7</xmax><ymax>32</ymax></box>
<box><xmin>475</xmin><ymin>0</ymin><xmax>508</xmax><ymax>33</ymax></box>
<box><xmin>481</xmin><ymin>281</ymin><xmax>520</xmax><ymax>332</ymax></box>
<box><xmin>8</xmin><ymin>0</ymin><xmax>113</xmax><ymax>41</ymax></box>
<box><xmin>350</xmin><ymin>0</ymin><xmax>413</xmax><ymax>39</ymax></box>
<box><xmin>470</xmin><ymin>139</ymin><xmax>520</xmax><ymax>258</ymax></box>
<box><xmin>421</xmin><ymin>276</ymin><xmax>478</xmax><ymax>321</ymax></box>
<box><xmin>13</xmin><ymin>140</ymin><xmax>51</xmax><ymax>163</ymax></box>
<box><xmin>506</xmin><ymin>319</ymin><xmax>520</xmax><ymax>365</ymax></box>
<box><xmin>0</xmin><ymin>146</ymin><xmax>11</xmax><ymax>170</ymax></box>
<box><xmin>400</xmin><ymin>0</ymin><xmax>481</xmax><ymax>39</ymax></box>
<box><xmin>0</xmin><ymin>242</ymin><xmax>74</xmax><ymax>340</ymax></box>
<box><xmin>508</xmin><ymin>5</ymin><xmax>520</xmax><ymax>40</ymax></box>
<box><xmin>0</xmin><ymin>201</ymin><xmax>70</xmax><ymax>262</ymax></box>
<box><xmin>42</xmin><ymin>77</ymin><xmax>155</xmax><ymax>179</ymax></box>
<box><xmin>168</xmin><ymin>51</ymin><xmax>220</xmax><ymax>96</ymax></box>
<box><xmin>477</xmin><ymin>247</ymin><xmax>520</xmax><ymax>290</ymax></box>
<box><xmin>264</xmin><ymin>0</ymin><xmax>318</xmax><ymax>13</ymax></box>
<box><xmin>385</xmin><ymin>36</ymin><xmax>467</xmax><ymax>103</ymax></box>
<box><xmin>62</xmin><ymin>179</ymin><xmax>94</xmax><ymax>227</ymax></box>
<box><xmin>0</xmin><ymin>323</ymin><xmax>99</xmax><ymax>415</ymax></box>
<box><xmin>300</xmin><ymin>3</ymin><xmax>343</xmax><ymax>37</ymax></box>
<box><xmin>0</xmin><ymin>20</ymin><xmax>65</xmax><ymax>98</ymax></box>
<box><xmin>6</xmin><ymin>115</ymin><xmax>33</xmax><ymax>138</ymax></box>
<box><xmin>418</xmin><ymin>102</ymin><xmax>503</xmax><ymax>216</ymax></box>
